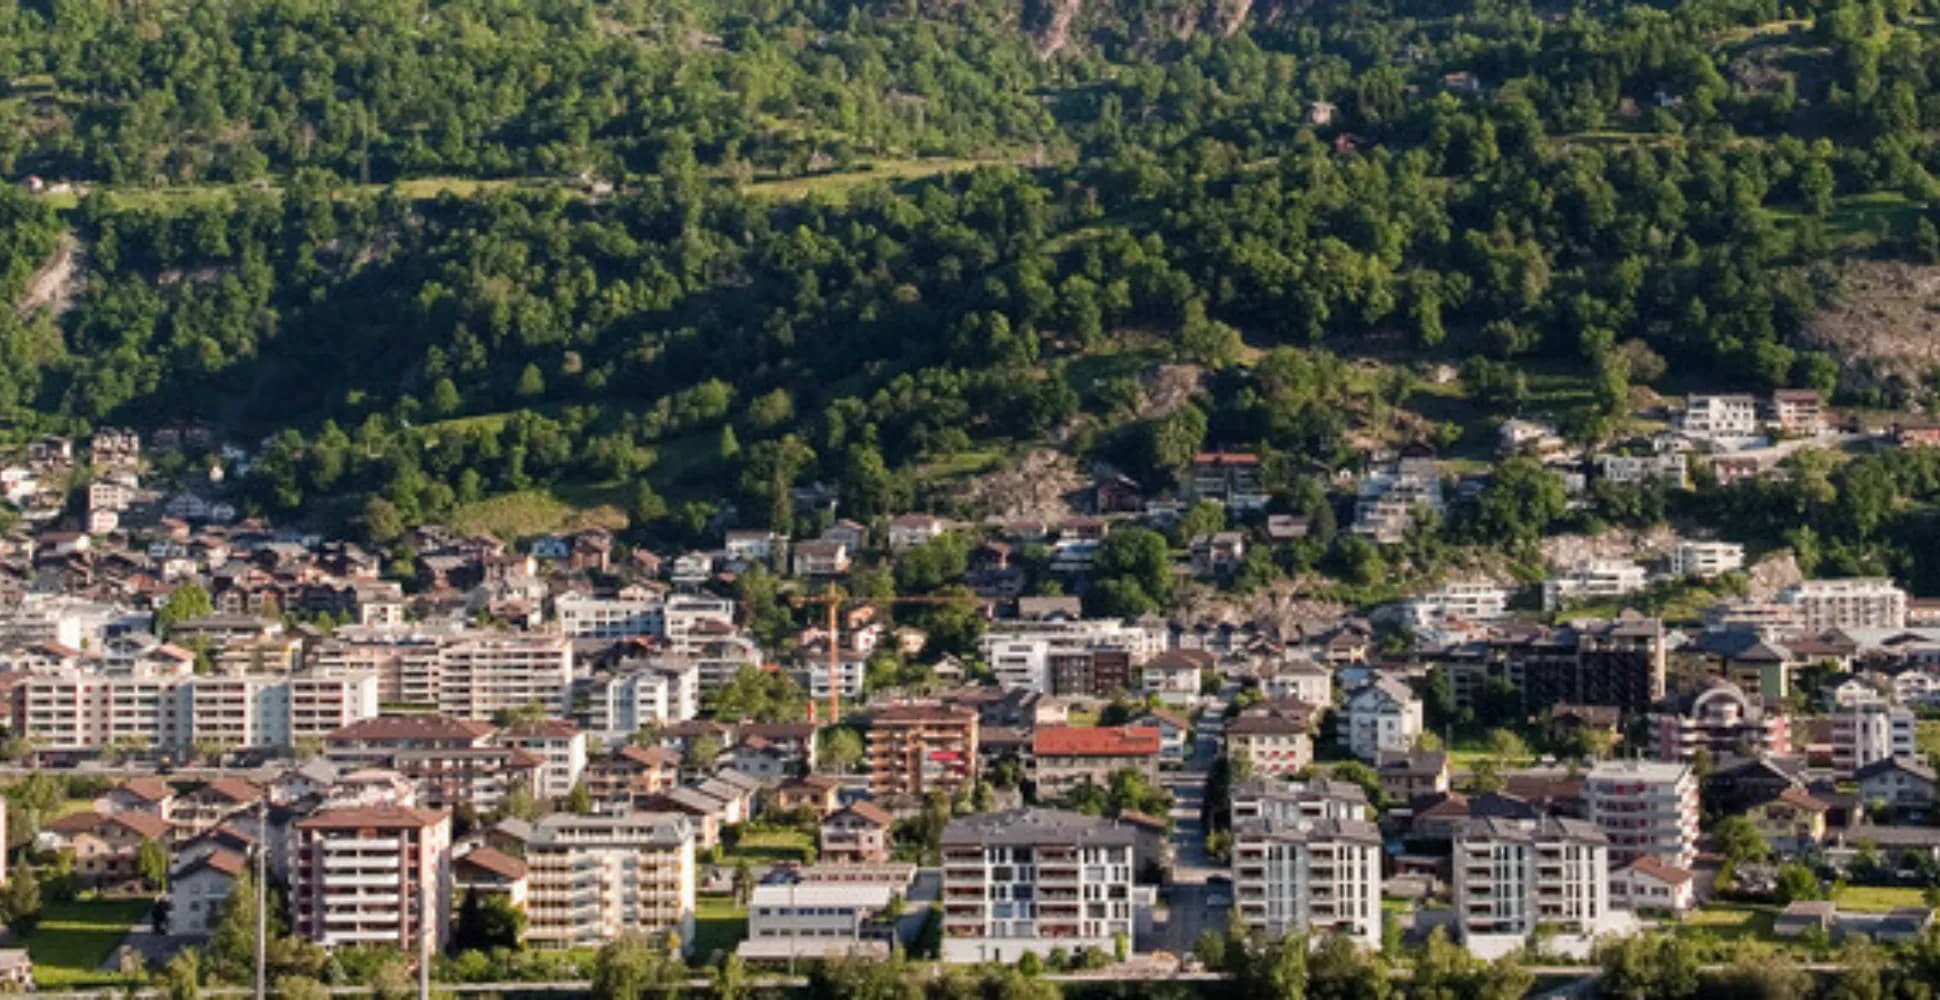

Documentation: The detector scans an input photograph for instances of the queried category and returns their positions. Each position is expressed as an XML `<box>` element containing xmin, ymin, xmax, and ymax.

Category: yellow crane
<box><xmin>790</xmin><ymin>588</ymin><xmax>981</xmax><ymax>723</ymax></box>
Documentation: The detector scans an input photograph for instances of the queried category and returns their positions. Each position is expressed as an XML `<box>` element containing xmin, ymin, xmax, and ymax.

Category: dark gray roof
<box><xmin>1457</xmin><ymin>814</ymin><xmax>1607</xmax><ymax>846</ymax></box>
<box><xmin>941</xmin><ymin>808</ymin><xmax>1137</xmax><ymax>849</ymax></box>
<box><xmin>1856</xmin><ymin>756</ymin><xmax>1939</xmax><ymax>784</ymax></box>
<box><xmin>1232</xmin><ymin>816</ymin><xmax>1381</xmax><ymax>846</ymax></box>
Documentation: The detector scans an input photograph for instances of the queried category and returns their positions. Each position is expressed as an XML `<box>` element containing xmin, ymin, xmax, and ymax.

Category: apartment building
<box><xmin>662</xmin><ymin>596</ymin><xmax>737</xmax><ymax>644</ymax></box>
<box><xmin>184</xmin><ymin>671</ymin><xmax>381</xmax><ymax>750</ymax></box>
<box><xmin>554</xmin><ymin>589</ymin><xmax>665</xmax><ymax>640</ymax></box>
<box><xmin>437</xmin><ymin>633</ymin><xmax>572</xmax><ymax>719</ymax></box>
<box><xmin>583</xmin><ymin>659</ymin><xmax>700</xmax><ymax>741</ymax></box>
<box><xmin>307</xmin><ymin>626</ymin><xmax>450</xmax><ymax>705</ymax></box>
<box><xmin>1340</xmin><ymin>678</ymin><xmax>1423</xmax><ymax>763</ymax></box>
<box><xmin>1542</xmin><ymin>560</ymin><xmax>1649</xmax><ymax>612</ymax></box>
<box><xmin>1031</xmin><ymin>726</ymin><xmax>1161</xmax><ymax>796</ymax></box>
<box><xmin>19</xmin><ymin>661</ymin><xmax>190</xmax><ymax>750</ymax></box>
<box><xmin>1769</xmin><ymin>389</ymin><xmax>1825</xmax><ymax>436</ymax></box>
<box><xmin>1832</xmin><ymin>699</ymin><xmax>1918</xmax><ymax>776</ymax></box>
<box><xmin>1435</xmin><ymin>615</ymin><xmax>1667</xmax><ymax>717</ymax></box>
<box><xmin>1229</xmin><ymin>777</ymin><xmax>1369</xmax><ymax>823</ymax></box>
<box><xmin>978</xmin><ymin>618</ymin><xmax>1165</xmax><ymax>693</ymax></box>
<box><xmin>523</xmin><ymin>812</ymin><xmax>696</xmax><ymax>950</ymax></box>
<box><xmin>1668</xmin><ymin>541</ymin><xmax>1745</xmax><ymax>580</ymax></box>
<box><xmin>1647</xmin><ymin>680</ymin><xmax>1790</xmax><ymax>763</ymax></box>
<box><xmin>1595</xmin><ymin>452</ymin><xmax>1689</xmax><ymax>488</ymax></box>
<box><xmin>1225</xmin><ymin>709</ymin><xmax>1314</xmax><ymax>777</ymax></box>
<box><xmin>1453</xmin><ymin>816</ymin><xmax>1610</xmax><ymax>947</ymax></box>
<box><xmin>940</xmin><ymin>809</ymin><xmax>1136</xmax><ymax>963</ymax></box>
<box><xmin>497</xmin><ymin>720</ymin><xmax>590</xmax><ymax>800</ymax></box>
<box><xmin>867</xmin><ymin>703</ymin><xmax>979</xmax><ymax>798</ymax></box>
<box><xmin>325</xmin><ymin>716</ymin><xmax>543</xmax><ymax>813</ymax></box>
<box><xmin>1232</xmin><ymin>816</ymin><xmax>1383</xmax><ymax>948</ymax></box>
<box><xmin>292</xmin><ymin>805</ymin><xmax>452</xmax><ymax>952</ymax></box>
<box><xmin>1188</xmin><ymin>451</ymin><xmax>1269</xmax><ymax>511</ymax></box>
<box><xmin>1681</xmin><ymin>394</ymin><xmax>1759</xmax><ymax>438</ymax></box>
<box><xmin>1405</xmin><ymin>581</ymin><xmax>1509</xmax><ymax>627</ymax></box>
<box><xmin>1583</xmin><ymin>760</ymin><xmax>1699</xmax><ymax>868</ymax></box>
<box><xmin>1353</xmin><ymin>459</ymin><xmax>1445</xmax><ymax>544</ymax></box>
<box><xmin>1784</xmin><ymin>578</ymin><xmax>1908</xmax><ymax>630</ymax></box>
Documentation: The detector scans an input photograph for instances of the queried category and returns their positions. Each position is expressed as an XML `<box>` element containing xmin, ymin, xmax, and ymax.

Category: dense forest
<box><xmin>6</xmin><ymin>0</ymin><xmax>1940</xmax><ymax>562</ymax></box>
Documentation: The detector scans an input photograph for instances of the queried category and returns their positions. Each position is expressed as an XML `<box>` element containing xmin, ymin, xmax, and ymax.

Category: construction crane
<box><xmin>791</xmin><ymin>588</ymin><xmax>982</xmax><ymax>724</ymax></box>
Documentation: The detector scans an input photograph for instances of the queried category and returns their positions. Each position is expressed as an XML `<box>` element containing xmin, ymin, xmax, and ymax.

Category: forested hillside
<box><xmin>5</xmin><ymin>0</ymin><xmax>1940</xmax><ymax>550</ymax></box>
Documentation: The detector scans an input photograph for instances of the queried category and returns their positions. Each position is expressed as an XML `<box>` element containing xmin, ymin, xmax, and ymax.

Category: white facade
<box><xmin>437</xmin><ymin>634</ymin><xmax>574</xmax><ymax>718</ymax></box>
<box><xmin>1542</xmin><ymin>560</ymin><xmax>1649</xmax><ymax>612</ymax></box>
<box><xmin>977</xmin><ymin>619</ymin><xmax>1165</xmax><ymax>693</ymax></box>
<box><xmin>1681</xmin><ymin>394</ymin><xmax>1760</xmax><ymax>438</ymax></box>
<box><xmin>1831</xmin><ymin>700</ymin><xmax>1918</xmax><ymax>776</ymax></box>
<box><xmin>588</xmin><ymin>660</ymin><xmax>701</xmax><ymax>741</ymax></box>
<box><xmin>939</xmin><ymin>809</ymin><xmax>1136</xmax><ymax>963</ymax></box>
<box><xmin>1405</xmin><ymin>581</ymin><xmax>1510</xmax><ymax>627</ymax></box>
<box><xmin>1784</xmin><ymin>578</ymin><xmax>1908</xmax><ymax>631</ymax></box>
<box><xmin>1596</xmin><ymin>452</ymin><xmax>1689</xmax><ymax>488</ymax></box>
<box><xmin>1341</xmin><ymin>679</ymin><xmax>1423</xmax><ymax>763</ymax></box>
<box><xmin>1668</xmin><ymin>541</ymin><xmax>1744</xmax><ymax>580</ymax></box>
<box><xmin>743</xmin><ymin>881</ymin><xmax>900</xmax><ymax>958</ymax></box>
<box><xmin>523</xmin><ymin>813</ymin><xmax>697</xmax><ymax>950</ymax></box>
<box><xmin>1353</xmin><ymin>460</ymin><xmax>1445</xmax><ymax>544</ymax></box>
<box><xmin>554</xmin><ymin>591</ymin><xmax>665</xmax><ymax>640</ymax></box>
<box><xmin>1454</xmin><ymin>817</ymin><xmax>1610</xmax><ymax>946</ymax></box>
<box><xmin>1583</xmin><ymin>760</ymin><xmax>1699</xmax><ymax>869</ymax></box>
<box><xmin>1232</xmin><ymin>817</ymin><xmax>1383</xmax><ymax>949</ymax></box>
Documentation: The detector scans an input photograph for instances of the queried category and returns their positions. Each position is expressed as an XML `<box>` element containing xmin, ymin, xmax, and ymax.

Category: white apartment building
<box><xmin>1454</xmin><ymin>816</ymin><xmax>1610</xmax><ymax>950</ymax></box>
<box><xmin>1681</xmin><ymin>394</ymin><xmax>1760</xmax><ymax>438</ymax></box>
<box><xmin>554</xmin><ymin>589</ymin><xmax>665</xmax><ymax>640</ymax></box>
<box><xmin>1353</xmin><ymin>459</ymin><xmax>1445</xmax><ymax>544</ymax></box>
<box><xmin>292</xmin><ymin>805</ymin><xmax>452</xmax><ymax>952</ymax></box>
<box><xmin>1583</xmin><ymin>760</ymin><xmax>1699</xmax><ymax>869</ymax></box>
<box><xmin>1232</xmin><ymin>817</ymin><xmax>1383</xmax><ymax>949</ymax></box>
<box><xmin>585</xmin><ymin>659</ymin><xmax>701</xmax><ymax>741</ymax></box>
<box><xmin>939</xmin><ymin>809</ymin><xmax>1136</xmax><ymax>963</ymax></box>
<box><xmin>1669</xmin><ymin>541</ymin><xmax>1744</xmax><ymax>580</ymax></box>
<box><xmin>1542</xmin><ymin>560</ymin><xmax>1649</xmax><ymax>612</ymax></box>
<box><xmin>497</xmin><ymin>721</ymin><xmax>590</xmax><ymax>800</ymax></box>
<box><xmin>977</xmin><ymin>619</ymin><xmax>1166</xmax><ymax>693</ymax></box>
<box><xmin>662</xmin><ymin>596</ymin><xmax>737</xmax><ymax>644</ymax></box>
<box><xmin>1229</xmin><ymin>777</ymin><xmax>1370</xmax><ymax>823</ymax></box>
<box><xmin>1404</xmin><ymin>581</ymin><xmax>1511</xmax><ymax>627</ymax></box>
<box><xmin>184</xmin><ymin>672</ymin><xmax>381</xmax><ymax>750</ymax></box>
<box><xmin>20</xmin><ymin>661</ymin><xmax>192</xmax><ymax>750</ymax></box>
<box><xmin>0</xmin><ymin>595</ymin><xmax>144</xmax><ymax>651</ymax></box>
<box><xmin>1783</xmin><ymin>578</ymin><xmax>1908</xmax><ymax>631</ymax></box>
<box><xmin>1341</xmin><ymin>678</ymin><xmax>1423</xmax><ymax>763</ymax></box>
<box><xmin>1831</xmin><ymin>699</ymin><xmax>1918</xmax><ymax>776</ymax></box>
<box><xmin>306</xmin><ymin>626</ymin><xmax>452</xmax><ymax>705</ymax></box>
<box><xmin>1595</xmin><ymin>452</ymin><xmax>1689</xmax><ymax>488</ymax></box>
<box><xmin>437</xmin><ymin>633</ymin><xmax>573</xmax><ymax>719</ymax></box>
<box><xmin>523</xmin><ymin>812</ymin><xmax>696</xmax><ymax>950</ymax></box>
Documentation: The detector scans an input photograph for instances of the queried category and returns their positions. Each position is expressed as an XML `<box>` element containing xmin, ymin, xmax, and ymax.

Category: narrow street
<box><xmin>1147</xmin><ymin>693</ymin><xmax>1232</xmax><ymax>956</ymax></box>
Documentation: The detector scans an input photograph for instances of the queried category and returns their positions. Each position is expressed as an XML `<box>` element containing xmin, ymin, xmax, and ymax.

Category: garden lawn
<box><xmin>689</xmin><ymin>894</ymin><xmax>747</xmax><ymax>963</ymax></box>
<box><xmin>25</xmin><ymin>897</ymin><xmax>154</xmax><ymax>987</ymax></box>
<box><xmin>1833</xmin><ymin>885</ymin><xmax>1932</xmax><ymax>912</ymax></box>
<box><xmin>1669</xmin><ymin>903</ymin><xmax>1781</xmax><ymax>944</ymax></box>
<box><xmin>728</xmin><ymin>829</ymin><xmax>814</xmax><ymax>865</ymax></box>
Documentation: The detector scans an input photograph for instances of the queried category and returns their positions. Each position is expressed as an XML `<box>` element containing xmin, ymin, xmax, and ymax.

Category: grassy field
<box><xmin>25</xmin><ymin>897</ymin><xmax>154</xmax><ymax>987</ymax></box>
<box><xmin>740</xmin><ymin>158</ymin><xmax>993</xmax><ymax>202</ymax></box>
<box><xmin>727</xmin><ymin>829</ymin><xmax>815</xmax><ymax>865</ymax></box>
<box><xmin>445</xmin><ymin>489</ymin><xmax>626</xmax><ymax>540</ymax></box>
<box><xmin>1832</xmin><ymin>885</ymin><xmax>1932</xmax><ymax>912</ymax></box>
<box><xmin>1768</xmin><ymin>191</ymin><xmax>1920</xmax><ymax>249</ymax></box>
<box><xmin>690</xmin><ymin>894</ymin><xmax>748</xmax><ymax>963</ymax></box>
<box><xmin>1669</xmin><ymin>903</ymin><xmax>1781</xmax><ymax>943</ymax></box>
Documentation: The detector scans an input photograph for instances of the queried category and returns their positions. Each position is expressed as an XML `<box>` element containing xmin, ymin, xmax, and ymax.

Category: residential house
<box><xmin>1340</xmin><ymin>678</ymin><xmax>1423</xmax><ymax>763</ymax></box>
<box><xmin>1609</xmin><ymin>856</ymin><xmax>1696</xmax><ymax>914</ymax></box>
<box><xmin>820</xmin><ymin>802</ymin><xmax>896</xmax><ymax>864</ymax></box>
<box><xmin>1032</xmin><ymin>726</ymin><xmax>1161</xmax><ymax>797</ymax></box>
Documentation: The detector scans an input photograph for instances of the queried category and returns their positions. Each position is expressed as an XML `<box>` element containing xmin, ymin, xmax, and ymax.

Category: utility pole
<box><xmin>253</xmin><ymin>797</ymin><xmax>266</xmax><ymax>1000</ymax></box>
<box><xmin>417</xmin><ymin>878</ymin><xmax>431</xmax><ymax>1000</ymax></box>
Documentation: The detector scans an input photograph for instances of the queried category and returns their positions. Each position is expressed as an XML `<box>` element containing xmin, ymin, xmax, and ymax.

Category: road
<box><xmin>1145</xmin><ymin>691</ymin><xmax>1232</xmax><ymax>955</ymax></box>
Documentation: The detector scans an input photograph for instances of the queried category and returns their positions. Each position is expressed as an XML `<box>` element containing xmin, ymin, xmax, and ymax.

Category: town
<box><xmin>1</xmin><ymin>388</ymin><xmax>1940</xmax><ymax>996</ymax></box>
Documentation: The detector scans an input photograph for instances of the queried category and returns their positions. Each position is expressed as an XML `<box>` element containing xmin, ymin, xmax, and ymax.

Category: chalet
<box><xmin>820</xmin><ymin>801</ymin><xmax>896</xmax><ymax>864</ymax></box>
<box><xmin>1610</xmin><ymin>856</ymin><xmax>1696</xmax><ymax>913</ymax></box>
<box><xmin>170</xmin><ymin>848</ymin><xmax>247</xmax><ymax>937</ymax></box>
<box><xmin>454</xmin><ymin>846</ymin><xmax>529</xmax><ymax>909</ymax></box>
<box><xmin>41</xmin><ymin>810</ymin><xmax>171</xmax><ymax>885</ymax></box>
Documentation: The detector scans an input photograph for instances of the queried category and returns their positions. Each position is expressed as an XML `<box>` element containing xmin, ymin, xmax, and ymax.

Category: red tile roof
<box><xmin>457</xmin><ymin>846</ymin><xmax>528</xmax><ymax>881</ymax></box>
<box><xmin>330</xmin><ymin>716</ymin><xmax>495</xmax><ymax>743</ymax></box>
<box><xmin>1033</xmin><ymin>726</ymin><xmax>1162</xmax><ymax>758</ymax></box>
<box><xmin>115</xmin><ymin>777</ymin><xmax>173</xmax><ymax>804</ymax></box>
